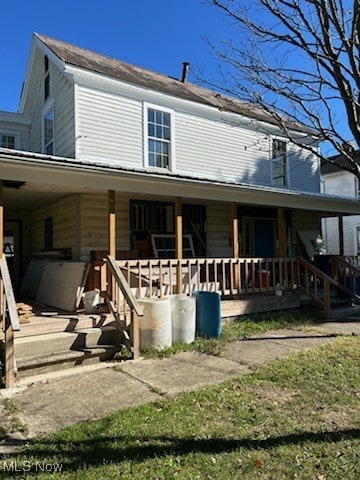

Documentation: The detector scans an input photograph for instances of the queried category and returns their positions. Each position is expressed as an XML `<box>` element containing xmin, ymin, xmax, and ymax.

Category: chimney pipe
<box><xmin>181</xmin><ymin>62</ymin><xmax>190</xmax><ymax>83</ymax></box>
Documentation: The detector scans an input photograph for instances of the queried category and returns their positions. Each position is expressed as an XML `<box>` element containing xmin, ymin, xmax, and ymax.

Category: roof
<box><xmin>322</xmin><ymin>150</ymin><xmax>360</xmax><ymax>175</ymax></box>
<box><xmin>35</xmin><ymin>33</ymin><xmax>315</xmax><ymax>135</ymax></box>
<box><xmin>1</xmin><ymin>147</ymin><xmax>359</xmax><ymax>215</ymax></box>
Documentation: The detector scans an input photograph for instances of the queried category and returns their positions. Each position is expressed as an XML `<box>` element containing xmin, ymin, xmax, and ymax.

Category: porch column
<box><xmin>231</xmin><ymin>203</ymin><xmax>239</xmax><ymax>258</ymax></box>
<box><xmin>108</xmin><ymin>190</ymin><xmax>116</xmax><ymax>257</ymax></box>
<box><xmin>231</xmin><ymin>203</ymin><xmax>240</xmax><ymax>291</ymax></box>
<box><xmin>277</xmin><ymin>207</ymin><xmax>287</xmax><ymax>257</ymax></box>
<box><xmin>338</xmin><ymin>214</ymin><xmax>344</xmax><ymax>256</ymax></box>
<box><xmin>175</xmin><ymin>197</ymin><xmax>183</xmax><ymax>294</ymax></box>
<box><xmin>0</xmin><ymin>180</ymin><xmax>3</xmax><ymax>259</ymax></box>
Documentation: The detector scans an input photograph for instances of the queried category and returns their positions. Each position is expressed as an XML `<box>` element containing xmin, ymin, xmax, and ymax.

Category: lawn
<box><xmin>1</xmin><ymin>332</ymin><xmax>359</xmax><ymax>479</ymax></box>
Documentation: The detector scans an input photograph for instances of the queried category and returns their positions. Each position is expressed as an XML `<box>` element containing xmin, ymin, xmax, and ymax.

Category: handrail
<box><xmin>296</xmin><ymin>257</ymin><xmax>340</xmax><ymax>318</ymax></box>
<box><xmin>0</xmin><ymin>256</ymin><xmax>20</xmax><ymax>389</ymax></box>
<box><xmin>106</xmin><ymin>255</ymin><xmax>143</xmax><ymax>317</ymax></box>
<box><xmin>106</xmin><ymin>255</ymin><xmax>143</xmax><ymax>359</ymax></box>
<box><xmin>0</xmin><ymin>257</ymin><xmax>20</xmax><ymax>331</ymax></box>
<box><xmin>331</xmin><ymin>256</ymin><xmax>360</xmax><ymax>301</ymax></box>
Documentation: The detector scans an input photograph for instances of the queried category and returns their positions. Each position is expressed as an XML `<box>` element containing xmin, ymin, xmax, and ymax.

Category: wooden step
<box><xmin>15</xmin><ymin>346</ymin><xmax>121</xmax><ymax>380</ymax></box>
<box><xmin>221</xmin><ymin>292</ymin><xmax>301</xmax><ymax>318</ymax></box>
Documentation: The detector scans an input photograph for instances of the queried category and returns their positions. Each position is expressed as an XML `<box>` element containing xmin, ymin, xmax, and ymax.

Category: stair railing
<box><xmin>296</xmin><ymin>257</ymin><xmax>340</xmax><ymax>319</ymax></box>
<box><xmin>331</xmin><ymin>256</ymin><xmax>360</xmax><ymax>302</ymax></box>
<box><xmin>0</xmin><ymin>257</ymin><xmax>20</xmax><ymax>388</ymax></box>
<box><xmin>105</xmin><ymin>255</ymin><xmax>143</xmax><ymax>359</ymax></box>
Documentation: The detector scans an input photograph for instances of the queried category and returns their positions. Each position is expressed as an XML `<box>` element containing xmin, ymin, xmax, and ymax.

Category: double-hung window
<box><xmin>146</xmin><ymin>106</ymin><xmax>172</xmax><ymax>169</ymax></box>
<box><xmin>272</xmin><ymin>139</ymin><xmax>287</xmax><ymax>187</ymax></box>
<box><xmin>0</xmin><ymin>134</ymin><xmax>15</xmax><ymax>149</ymax></box>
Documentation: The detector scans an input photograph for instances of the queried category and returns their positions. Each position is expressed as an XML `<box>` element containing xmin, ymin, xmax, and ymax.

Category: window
<box><xmin>272</xmin><ymin>139</ymin><xmax>287</xmax><ymax>187</ymax></box>
<box><xmin>146</xmin><ymin>107</ymin><xmax>171</xmax><ymax>169</ymax></box>
<box><xmin>0</xmin><ymin>134</ymin><xmax>15</xmax><ymax>149</ymax></box>
<box><xmin>44</xmin><ymin>55</ymin><xmax>50</xmax><ymax>101</ymax></box>
<box><xmin>43</xmin><ymin>107</ymin><xmax>54</xmax><ymax>154</ymax></box>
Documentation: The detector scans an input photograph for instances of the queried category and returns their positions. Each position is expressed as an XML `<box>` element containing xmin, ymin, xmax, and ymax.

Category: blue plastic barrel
<box><xmin>193</xmin><ymin>291</ymin><xmax>221</xmax><ymax>338</ymax></box>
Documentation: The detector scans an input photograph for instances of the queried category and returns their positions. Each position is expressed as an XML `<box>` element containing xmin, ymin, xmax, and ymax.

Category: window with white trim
<box><xmin>0</xmin><ymin>134</ymin><xmax>15</xmax><ymax>149</ymax></box>
<box><xmin>43</xmin><ymin>107</ymin><xmax>54</xmax><ymax>155</ymax></box>
<box><xmin>146</xmin><ymin>107</ymin><xmax>171</xmax><ymax>169</ymax></box>
<box><xmin>272</xmin><ymin>139</ymin><xmax>287</xmax><ymax>187</ymax></box>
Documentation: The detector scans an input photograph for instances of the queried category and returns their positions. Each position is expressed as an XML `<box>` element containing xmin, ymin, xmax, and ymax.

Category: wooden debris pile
<box><xmin>16</xmin><ymin>303</ymin><xmax>34</xmax><ymax>324</ymax></box>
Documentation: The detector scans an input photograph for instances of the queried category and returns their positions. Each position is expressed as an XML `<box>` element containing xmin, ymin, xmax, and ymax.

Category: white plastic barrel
<box><xmin>170</xmin><ymin>295</ymin><xmax>196</xmax><ymax>344</ymax></box>
<box><xmin>139</xmin><ymin>298</ymin><xmax>172</xmax><ymax>351</ymax></box>
<box><xmin>83</xmin><ymin>290</ymin><xmax>100</xmax><ymax>314</ymax></box>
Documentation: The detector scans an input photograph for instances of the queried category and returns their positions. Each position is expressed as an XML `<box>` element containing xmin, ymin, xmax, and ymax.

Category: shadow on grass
<box><xmin>2</xmin><ymin>428</ymin><xmax>359</xmax><ymax>475</ymax></box>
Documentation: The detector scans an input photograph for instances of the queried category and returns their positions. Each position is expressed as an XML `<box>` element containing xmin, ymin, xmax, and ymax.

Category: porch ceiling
<box><xmin>1</xmin><ymin>150</ymin><xmax>360</xmax><ymax>215</ymax></box>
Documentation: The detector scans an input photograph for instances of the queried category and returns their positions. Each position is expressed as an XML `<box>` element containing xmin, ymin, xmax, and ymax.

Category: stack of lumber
<box><xmin>16</xmin><ymin>303</ymin><xmax>34</xmax><ymax>324</ymax></box>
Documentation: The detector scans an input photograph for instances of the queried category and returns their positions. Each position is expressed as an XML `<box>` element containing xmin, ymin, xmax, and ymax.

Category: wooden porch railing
<box><xmin>0</xmin><ymin>257</ymin><xmax>20</xmax><ymax>388</ymax></box>
<box><xmin>105</xmin><ymin>255</ymin><xmax>143</xmax><ymax>359</ymax></box>
<box><xmin>331</xmin><ymin>256</ymin><xmax>360</xmax><ymax>302</ymax></box>
<box><xmin>116</xmin><ymin>257</ymin><xmax>297</xmax><ymax>298</ymax></box>
<box><xmin>296</xmin><ymin>257</ymin><xmax>341</xmax><ymax>319</ymax></box>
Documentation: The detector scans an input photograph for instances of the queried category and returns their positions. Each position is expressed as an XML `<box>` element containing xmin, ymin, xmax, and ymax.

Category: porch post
<box><xmin>231</xmin><ymin>203</ymin><xmax>240</xmax><ymax>291</ymax></box>
<box><xmin>108</xmin><ymin>190</ymin><xmax>116</xmax><ymax>257</ymax></box>
<box><xmin>338</xmin><ymin>214</ymin><xmax>344</xmax><ymax>256</ymax></box>
<box><xmin>231</xmin><ymin>203</ymin><xmax>239</xmax><ymax>258</ymax></box>
<box><xmin>0</xmin><ymin>180</ymin><xmax>3</xmax><ymax>259</ymax></box>
<box><xmin>175</xmin><ymin>197</ymin><xmax>183</xmax><ymax>294</ymax></box>
<box><xmin>277</xmin><ymin>207</ymin><xmax>287</xmax><ymax>257</ymax></box>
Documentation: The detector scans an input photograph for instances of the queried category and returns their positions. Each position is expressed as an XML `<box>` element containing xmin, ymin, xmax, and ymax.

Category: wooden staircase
<box><xmin>297</xmin><ymin>256</ymin><xmax>360</xmax><ymax>319</ymax></box>
<box><xmin>1</xmin><ymin>310</ymin><xmax>127</xmax><ymax>382</ymax></box>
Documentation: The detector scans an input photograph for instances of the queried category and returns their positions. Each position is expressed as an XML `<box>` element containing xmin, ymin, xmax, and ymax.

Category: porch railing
<box><xmin>116</xmin><ymin>257</ymin><xmax>297</xmax><ymax>298</ymax></box>
<box><xmin>296</xmin><ymin>257</ymin><xmax>340</xmax><ymax>318</ymax></box>
<box><xmin>0</xmin><ymin>256</ymin><xmax>20</xmax><ymax>388</ymax></box>
<box><xmin>105</xmin><ymin>255</ymin><xmax>143</xmax><ymax>359</ymax></box>
<box><xmin>331</xmin><ymin>256</ymin><xmax>360</xmax><ymax>302</ymax></box>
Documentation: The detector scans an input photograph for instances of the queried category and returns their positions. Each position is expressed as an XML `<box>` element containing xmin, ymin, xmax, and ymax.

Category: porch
<box><xmin>2</xmin><ymin>251</ymin><xmax>360</xmax><ymax>389</ymax></box>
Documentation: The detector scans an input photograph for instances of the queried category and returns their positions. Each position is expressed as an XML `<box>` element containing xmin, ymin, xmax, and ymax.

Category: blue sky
<box><xmin>0</xmin><ymin>0</ymin><xmax>226</xmax><ymax>112</ymax></box>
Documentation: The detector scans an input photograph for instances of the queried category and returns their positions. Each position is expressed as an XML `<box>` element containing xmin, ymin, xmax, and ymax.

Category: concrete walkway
<box><xmin>0</xmin><ymin>321</ymin><xmax>359</xmax><ymax>454</ymax></box>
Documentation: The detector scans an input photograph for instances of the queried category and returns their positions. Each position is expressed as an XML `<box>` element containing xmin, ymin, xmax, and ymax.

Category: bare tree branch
<box><xmin>206</xmin><ymin>0</ymin><xmax>360</xmax><ymax>178</ymax></box>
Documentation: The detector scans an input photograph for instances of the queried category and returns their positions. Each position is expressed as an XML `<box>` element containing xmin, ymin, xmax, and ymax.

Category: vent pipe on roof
<box><xmin>181</xmin><ymin>62</ymin><xmax>190</xmax><ymax>83</ymax></box>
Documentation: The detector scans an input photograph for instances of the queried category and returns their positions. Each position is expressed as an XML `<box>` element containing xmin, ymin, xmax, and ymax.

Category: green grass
<box><xmin>142</xmin><ymin>311</ymin><xmax>316</xmax><ymax>358</ymax></box>
<box><xmin>1</xmin><ymin>335</ymin><xmax>359</xmax><ymax>479</ymax></box>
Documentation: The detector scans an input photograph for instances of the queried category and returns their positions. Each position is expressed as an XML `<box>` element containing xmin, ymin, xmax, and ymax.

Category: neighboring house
<box><xmin>321</xmin><ymin>151</ymin><xmax>360</xmax><ymax>255</ymax></box>
<box><xmin>0</xmin><ymin>33</ymin><xmax>359</xmax><ymax>288</ymax></box>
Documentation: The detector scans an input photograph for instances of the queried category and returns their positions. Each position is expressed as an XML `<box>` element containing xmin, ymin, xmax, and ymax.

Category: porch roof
<box><xmin>1</xmin><ymin>148</ymin><xmax>359</xmax><ymax>215</ymax></box>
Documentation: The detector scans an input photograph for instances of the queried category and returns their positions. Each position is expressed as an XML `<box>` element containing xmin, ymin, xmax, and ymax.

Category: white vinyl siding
<box><xmin>206</xmin><ymin>201</ymin><xmax>232</xmax><ymax>257</ymax></box>
<box><xmin>30</xmin><ymin>196</ymin><xmax>78</xmax><ymax>256</ymax></box>
<box><xmin>29</xmin><ymin>60</ymin><xmax>75</xmax><ymax>157</ymax></box>
<box><xmin>79</xmin><ymin>193</ymin><xmax>130</xmax><ymax>261</ymax></box>
<box><xmin>76</xmin><ymin>86</ymin><xmax>143</xmax><ymax>165</ymax></box>
<box><xmin>75</xmin><ymin>84</ymin><xmax>320</xmax><ymax>192</ymax></box>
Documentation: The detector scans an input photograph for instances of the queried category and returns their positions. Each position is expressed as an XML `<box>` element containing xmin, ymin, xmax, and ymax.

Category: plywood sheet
<box><xmin>19</xmin><ymin>259</ymin><xmax>50</xmax><ymax>299</ymax></box>
<box><xmin>36</xmin><ymin>261</ymin><xmax>88</xmax><ymax>311</ymax></box>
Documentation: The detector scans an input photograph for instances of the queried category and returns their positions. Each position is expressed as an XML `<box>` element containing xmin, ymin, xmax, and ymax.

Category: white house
<box><xmin>321</xmin><ymin>152</ymin><xmax>360</xmax><ymax>256</ymax></box>
<box><xmin>0</xmin><ymin>31</ymin><xmax>358</xmax><ymax>300</ymax></box>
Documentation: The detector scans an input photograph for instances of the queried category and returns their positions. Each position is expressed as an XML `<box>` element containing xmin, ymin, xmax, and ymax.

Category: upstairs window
<box><xmin>43</xmin><ymin>107</ymin><xmax>54</xmax><ymax>155</ymax></box>
<box><xmin>44</xmin><ymin>55</ymin><xmax>50</xmax><ymax>101</ymax></box>
<box><xmin>272</xmin><ymin>139</ymin><xmax>287</xmax><ymax>187</ymax></box>
<box><xmin>1</xmin><ymin>134</ymin><xmax>15</xmax><ymax>149</ymax></box>
<box><xmin>146</xmin><ymin>106</ymin><xmax>172</xmax><ymax>169</ymax></box>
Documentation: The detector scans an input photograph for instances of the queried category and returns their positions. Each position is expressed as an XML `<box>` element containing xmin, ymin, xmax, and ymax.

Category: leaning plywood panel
<box><xmin>19</xmin><ymin>259</ymin><xmax>49</xmax><ymax>299</ymax></box>
<box><xmin>36</xmin><ymin>262</ymin><xmax>88</xmax><ymax>311</ymax></box>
